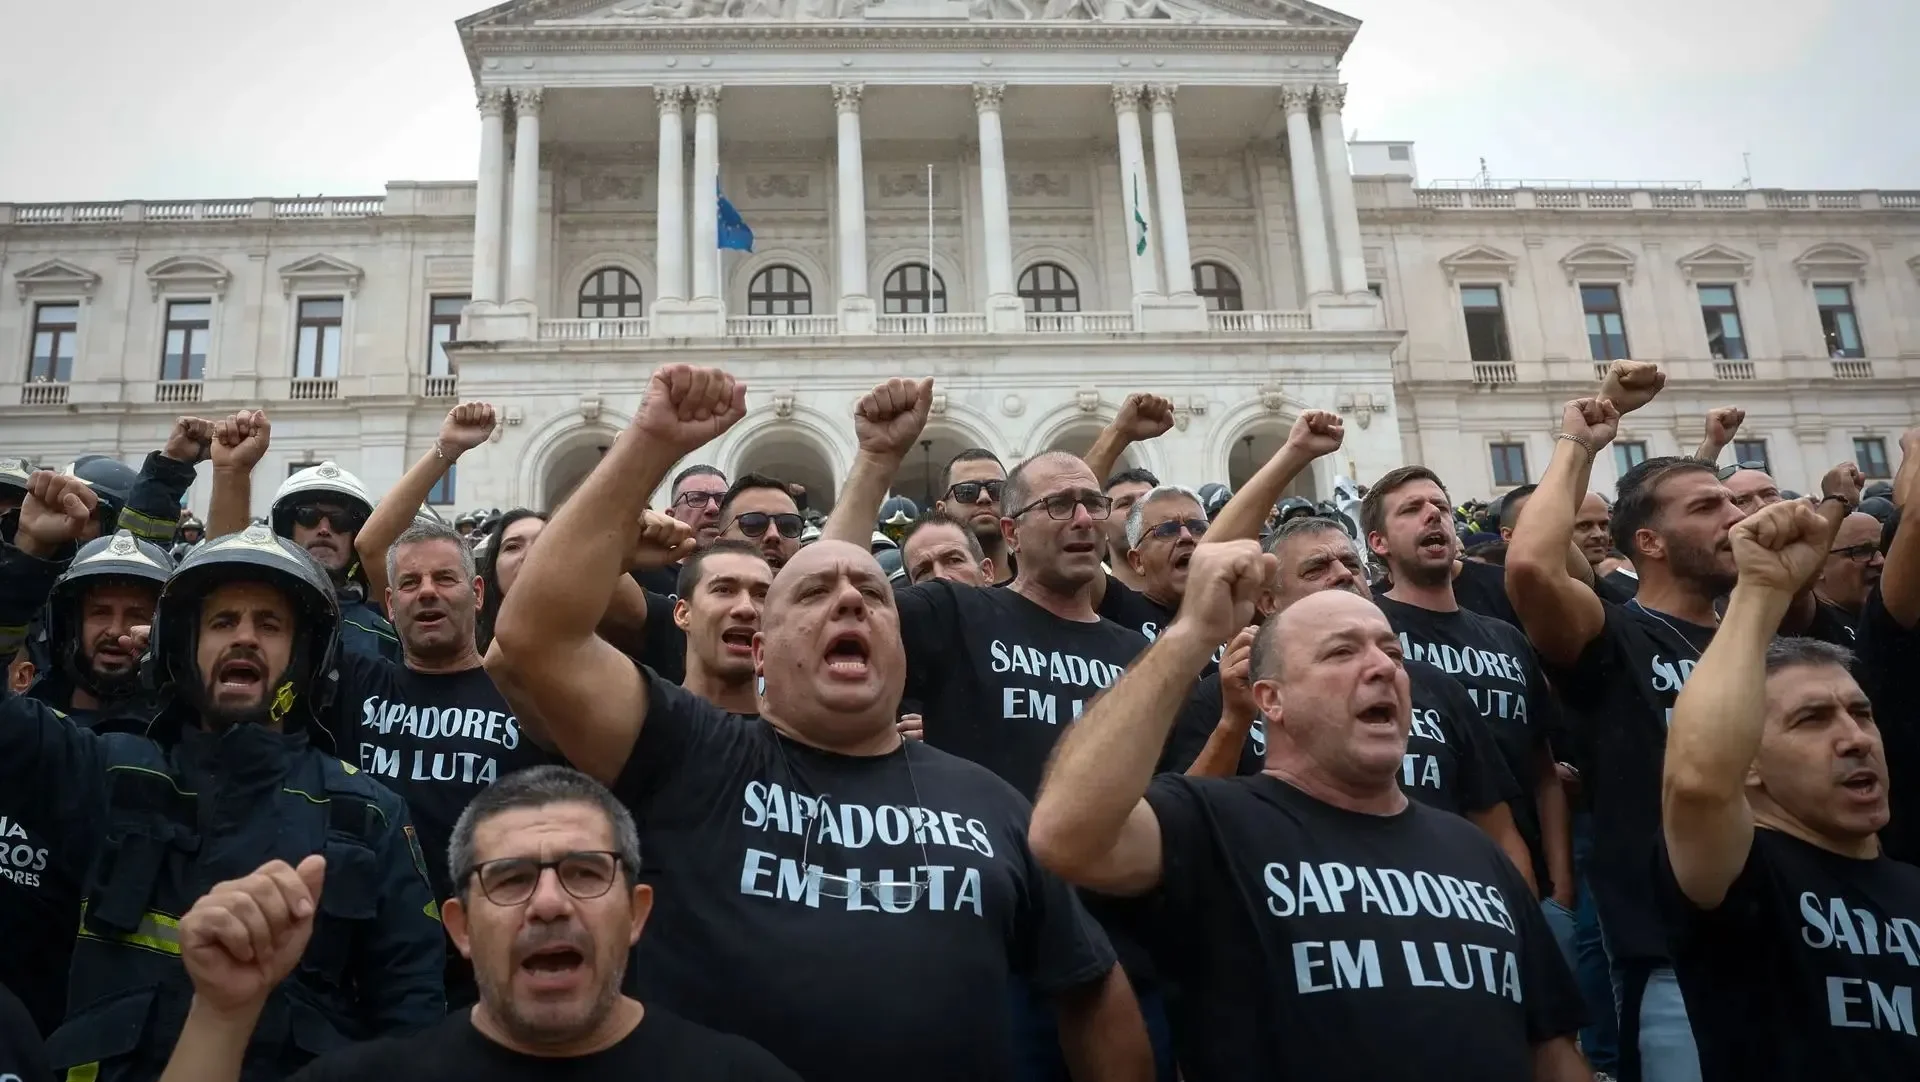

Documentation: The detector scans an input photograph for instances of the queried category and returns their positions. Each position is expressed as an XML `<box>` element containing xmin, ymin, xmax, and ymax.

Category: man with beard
<box><xmin>934</xmin><ymin>448</ymin><xmax>1015</xmax><ymax>585</ymax></box>
<box><xmin>1504</xmin><ymin>362</ymin><xmax>1848</xmax><ymax>1082</ymax></box>
<box><xmin>0</xmin><ymin>473</ymin><xmax>176</xmax><ymax>1034</ymax></box>
<box><xmin>714</xmin><ymin>473</ymin><xmax>804</xmax><ymax>571</ymax></box>
<box><xmin>1361</xmin><ymin>466</ymin><xmax>1574</xmax><ymax>959</ymax></box>
<box><xmin>206</xmin><ymin>408</ymin><xmax>400</xmax><ymax>662</ymax></box>
<box><xmin>637</xmin><ymin>464</ymin><xmax>730</xmax><ymax>596</ymax></box>
<box><xmin>0</xmin><ymin>521</ymin><xmax>443</xmax><ymax>1081</ymax></box>
<box><xmin>156</xmin><ymin>766</ymin><xmax>800</xmax><ymax>1082</ymax></box>
<box><xmin>485</xmin><ymin>364</ymin><xmax>1149</xmax><ymax>1082</ymax></box>
<box><xmin>329</xmin><ymin>517</ymin><xmax>555</xmax><ymax>1006</ymax></box>
<box><xmin>900</xmin><ymin>512</ymin><xmax>994</xmax><ymax>587</ymax></box>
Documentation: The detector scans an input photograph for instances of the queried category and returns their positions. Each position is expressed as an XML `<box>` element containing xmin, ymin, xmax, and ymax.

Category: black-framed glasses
<box><xmin>471</xmin><ymin>851</ymin><xmax>623</xmax><ymax>906</ymax></box>
<box><xmin>290</xmin><ymin>505</ymin><xmax>366</xmax><ymax>533</ymax></box>
<box><xmin>1010</xmin><ymin>492</ymin><xmax>1113</xmax><ymax>521</ymax></box>
<box><xmin>946</xmin><ymin>480</ymin><xmax>1004</xmax><ymax>505</ymax></box>
<box><xmin>674</xmin><ymin>491</ymin><xmax>719</xmax><ymax>510</ymax></box>
<box><xmin>727</xmin><ymin>512</ymin><xmax>804</xmax><ymax>539</ymax></box>
<box><xmin>1142</xmin><ymin>518</ymin><xmax>1209</xmax><ymax>542</ymax></box>
<box><xmin>1716</xmin><ymin>461</ymin><xmax>1768</xmax><ymax>482</ymax></box>
<box><xmin>1831</xmin><ymin>542</ymin><xmax>1881</xmax><ymax>563</ymax></box>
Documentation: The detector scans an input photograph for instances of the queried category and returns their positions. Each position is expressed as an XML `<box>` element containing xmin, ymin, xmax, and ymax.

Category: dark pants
<box><xmin>1010</xmin><ymin>976</ymin><xmax>1176</xmax><ymax>1082</ymax></box>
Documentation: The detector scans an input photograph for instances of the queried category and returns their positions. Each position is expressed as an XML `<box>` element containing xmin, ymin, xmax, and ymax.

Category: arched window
<box><xmin>1193</xmin><ymin>262</ymin><xmax>1243</xmax><ymax>312</ymax></box>
<box><xmin>578</xmin><ymin>267</ymin><xmax>644</xmax><ymax>319</ymax></box>
<box><xmin>882</xmin><ymin>263</ymin><xmax>946</xmax><ymax>314</ymax></box>
<box><xmin>747</xmin><ymin>265</ymin><xmax>812</xmax><ymax>316</ymax></box>
<box><xmin>1017</xmin><ymin>263</ymin><xmax>1080</xmax><ymax>313</ymax></box>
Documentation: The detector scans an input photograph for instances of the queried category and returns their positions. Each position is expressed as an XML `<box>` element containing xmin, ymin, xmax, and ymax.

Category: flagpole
<box><xmin>926</xmin><ymin>163</ymin><xmax>934</xmax><ymax>331</ymax></box>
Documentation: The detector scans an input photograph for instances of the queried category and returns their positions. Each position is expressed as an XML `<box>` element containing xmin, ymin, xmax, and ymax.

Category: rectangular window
<box><xmin>1732</xmin><ymin>439</ymin><xmax>1771</xmax><ymax>475</ymax></box>
<box><xmin>428</xmin><ymin>296</ymin><xmax>466</xmax><ymax>378</ymax></box>
<box><xmin>1816</xmin><ymin>285</ymin><xmax>1864</xmax><ymax>358</ymax></box>
<box><xmin>1490</xmin><ymin>442</ymin><xmax>1529</xmax><ymax>487</ymax></box>
<box><xmin>1461</xmin><ymin>286</ymin><xmax>1511</xmax><ymax>362</ymax></box>
<box><xmin>294</xmin><ymin>297</ymin><xmax>344</xmax><ymax>378</ymax></box>
<box><xmin>428</xmin><ymin>465</ymin><xmax>456</xmax><ymax>506</ymax></box>
<box><xmin>1613</xmin><ymin>441</ymin><xmax>1648</xmax><ymax>475</ymax></box>
<box><xmin>29</xmin><ymin>302</ymin><xmax>79</xmax><ymax>383</ymax></box>
<box><xmin>1854</xmin><ymin>438</ymin><xmax>1892</xmax><ymax>480</ymax></box>
<box><xmin>161</xmin><ymin>300</ymin><xmax>212</xmax><ymax>381</ymax></box>
<box><xmin>1581</xmin><ymin>285</ymin><xmax>1631</xmax><ymax>360</ymax></box>
<box><xmin>1697</xmin><ymin>285</ymin><xmax>1747</xmax><ymax>361</ymax></box>
<box><xmin>287</xmin><ymin>460</ymin><xmax>323</xmax><ymax>479</ymax></box>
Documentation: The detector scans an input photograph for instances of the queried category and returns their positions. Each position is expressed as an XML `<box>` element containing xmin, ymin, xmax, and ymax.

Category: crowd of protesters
<box><xmin>0</xmin><ymin>357</ymin><xmax>1915</xmax><ymax>1082</ymax></box>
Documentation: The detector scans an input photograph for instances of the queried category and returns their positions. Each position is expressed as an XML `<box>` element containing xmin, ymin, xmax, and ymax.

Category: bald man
<box><xmin>485</xmin><ymin>366</ymin><xmax>1151</xmax><ymax>1082</ymax></box>
<box><xmin>1031</xmin><ymin>546</ymin><xmax>1590</xmax><ymax>1082</ymax></box>
<box><xmin>1808</xmin><ymin>510</ymin><xmax>1885</xmax><ymax>646</ymax></box>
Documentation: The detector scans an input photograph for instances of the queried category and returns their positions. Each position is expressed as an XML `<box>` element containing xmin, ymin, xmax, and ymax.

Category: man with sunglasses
<box><xmin>486</xmin><ymin>365</ymin><xmax>1146</xmax><ymax>1082</ymax></box>
<box><xmin>935</xmin><ymin>448</ymin><xmax>1016</xmax><ymax>585</ymax></box>
<box><xmin>715</xmin><ymin>472</ymin><xmax>805</xmax><ymax>570</ymax></box>
<box><xmin>156</xmin><ymin>766</ymin><xmax>800</xmax><ymax>1082</ymax></box>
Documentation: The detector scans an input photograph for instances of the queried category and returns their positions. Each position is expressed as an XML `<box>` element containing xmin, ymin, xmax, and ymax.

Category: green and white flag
<box><xmin>1132</xmin><ymin>175</ymin><xmax>1150</xmax><ymax>256</ymax></box>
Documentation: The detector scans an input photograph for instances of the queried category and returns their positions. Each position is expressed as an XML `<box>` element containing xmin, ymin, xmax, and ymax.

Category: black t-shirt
<box><xmin>636</xmin><ymin>589</ymin><xmax>689</xmax><ymax>686</ymax></box>
<box><xmin>897</xmin><ymin>581</ymin><xmax>1148</xmax><ymax>800</ymax></box>
<box><xmin>288</xmin><ymin>1005</ymin><xmax>801</xmax><ymax>1082</ymax></box>
<box><xmin>1659</xmin><ymin>829</ymin><xmax>1920</xmax><ymax>1082</ymax></box>
<box><xmin>1805</xmin><ymin>598</ymin><xmax>1862</xmax><ymax>648</ymax></box>
<box><xmin>1376</xmin><ymin>596</ymin><xmax>1560</xmax><ymax>893</ymax></box>
<box><xmin>634</xmin><ymin>564</ymin><xmax>682</xmax><ymax>600</ymax></box>
<box><xmin>612</xmin><ymin>671</ymin><xmax>1116</xmax><ymax>1082</ymax></box>
<box><xmin>1099</xmin><ymin>575</ymin><xmax>1219</xmax><ymax>677</ymax></box>
<box><xmin>1855</xmin><ymin>587</ymin><xmax>1920</xmax><ymax>864</ymax></box>
<box><xmin>1161</xmin><ymin>664</ymin><xmax>1519</xmax><ymax>820</ymax></box>
<box><xmin>1597</xmin><ymin>568</ymin><xmax>1640</xmax><ymax>604</ymax></box>
<box><xmin>1543</xmin><ymin>600</ymin><xmax>1715</xmax><ymax>962</ymax></box>
<box><xmin>1130</xmin><ymin>773</ymin><xmax>1584</xmax><ymax>1082</ymax></box>
<box><xmin>0</xmin><ymin>981</ymin><xmax>49</xmax><ymax>1082</ymax></box>
<box><xmin>1452</xmin><ymin>558</ymin><xmax>1522</xmax><ymax>628</ymax></box>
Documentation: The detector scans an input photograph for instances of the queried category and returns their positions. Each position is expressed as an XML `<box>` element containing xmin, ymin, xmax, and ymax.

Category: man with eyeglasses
<box><xmin>637</xmin><ymin>463</ymin><xmax>730</xmax><ymax>597</ymax></box>
<box><xmin>156</xmin><ymin>766</ymin><xmax>800</xmax><ymax>1082</ymax></box>
<box><xmin>1094</xmin><ymin>484</ymin><xmax>1209</xmax><ymax>647</ymax></box>
<box><xmin>1807</xmin><ymin>511</ymin><xmax>1883</xmax><ymax>645</ymax></box>
<box><xmin>485</xmin><ymin>365</ymin><xmax>1146</xmax><ymax>1082</ymax></box>
<box><xmin>934</xmin><ymin>448</ymin><xmax>1016</xmax><ymax>585</ymax></box>
<box><xmin>716</xmin><ymin>472</ymin><xmax>804</xmax><ymax>570</ymax></box>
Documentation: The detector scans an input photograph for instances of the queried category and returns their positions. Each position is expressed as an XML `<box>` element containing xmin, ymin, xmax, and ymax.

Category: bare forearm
<box><xmin>207</xmin><ymin>468</ymin><xmax>253</xmax><ymax>537</ymax></box>
<box><xmin>1083</xmin><ymin>426</ymin><xmax>1133</xmax><ymax>488</ymax></box>
<box><xmin>1693</xmin><ymin>436</ymin><xmax>1728</xmax><ymax>465</ymax></box>
<box><xmin>1536</xmin><ymin>755</ymin><xmax>1574</xmax><ymax>905</ymax></box>
<box><xmin>822</xmin><ymin>450</ymin><xmax>902</xmax><ymax>547</ymax></box>
<box><xmin>1667</xmin><ymin>586</ymin><xmax>1788</xmax><ymax>798</ymax></box>
<box><xmin>357</xmin><ymin>448</ymin><xmax>455</xmax><ymax>596</ymax></box>
<box><xmin>1210</xmin><ymin>446</ymin><xmax>1314</xmax><ymax>542</ymax></box>
<box><xmin>1513</xmin><ymin>443</ymin><xmax>1590</xmax><ymax>571</ymax></box>
<box><xmin>1055</xmin><ymin>967</ymin><xmax>1154</xmax><ymax>1082</ymax></box>
<box><xmin>1187</xmin><ymin>715</ymin><xmax>1253</xmax><ymax>777</ymax></box>
<box><xmin>159</xmin><ymin>999</ymin><xmax>257</xmax><ymax>1082</ymax></box>
<box><xmin>1531</xmin><ymin>1036</ymin><xmax>1594</xmax><ymax>1082</ymax></box>
<box><xmin>597</xmin><ymin>577</ymin><xmax>653</xmax><ymax>656</ymax></box>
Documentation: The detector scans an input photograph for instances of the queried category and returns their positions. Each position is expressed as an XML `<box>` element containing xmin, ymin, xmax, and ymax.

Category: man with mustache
<box><xmin>155</xmin><ymin>766</ymin><xmax>800</xmax><ymax>1082</ymax></box>
<box><xmin>1659</xmin><ymin>498</ymin><xmax>1920</xmax><ymax>1082</ymax></box>
<box><xmin>0</xmin><ymin>520</ymin><xmax>444</xmax><ymax>1081</ymax></box>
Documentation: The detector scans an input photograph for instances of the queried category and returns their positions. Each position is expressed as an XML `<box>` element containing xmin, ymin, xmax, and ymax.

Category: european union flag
<box><xmin>717</xmin><ymin>186</ymin><xmax>754</xmax><ymax>253</ymax></box>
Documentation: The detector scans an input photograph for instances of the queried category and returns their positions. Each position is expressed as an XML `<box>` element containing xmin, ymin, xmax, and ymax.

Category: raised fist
<box><xmin>634</xmin><ymin>366</ymin><xmax>748</xmax><ymax>456</ymax></box>
<box><xmin>853</xmin><ymin>377</ymin><xmax>935</xmax><ymax>458</ymax></box>
<box><xmin>1704</xmin><ymin>407</ymin><xmax>1746</xmax><ymax>448</ymax></box>
<box><xmin>1821</xmin><ymin>462</ymin><xmax>1865</xmax><ymax>507</ymax></box>
<box><xmin>18</xmin><ymin>471</ymin><xmax>99</xmax><ymax>558</ymax></box>
<box><xmin>1730</xmin><ymin>499</ymin><xmax>1829</xmax><ymax>596</ymax></box>
<box><xmin>212</xmin><ymin>410</ymin><xmax>271</xmax><ymax>472</ymax></box>
<box><xmin>179</xmin><ymin>855</ymin><xmax>324</xmax><ymax>1016</ymax></box>
<box><xmin>626</xmin><ymin>509</ymin><xmax>697</xmax><ymax>572</ymax></box>
<box><xmin>163</xmin><ymin>416</ymin><xmax>216</xmax><ymax>465</ymax></box>
<box><xmin>1598</xmin><ymin>361</ymin><xmax>1665</xmax><ymax>415</ymax></box>
<box><xmin>1176</xmin><ymin>541</ymin><xmax>1275</xmax><ymax>648</ymax></box>
<box><xmin>1559</xmin><ymin>397</ymin><xmax>1621</xmax><ymax>453</ymax></box>
<box><xmin>1285</xmin><ymin>410</ymin><xmax>1344</xmax><ymax>459</ymax></box>
<box><xmin>1112</xmin><ymin>393</ymin><xmax>1176</xmax><ymax>443</ymax></box>
<box><xmin>438</xmin><ymin>402</ymin><xmax>499</xmax><ymax>458</ymax></box>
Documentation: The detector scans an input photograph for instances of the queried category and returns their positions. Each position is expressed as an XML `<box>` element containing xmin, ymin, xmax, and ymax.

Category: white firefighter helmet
<box><xmin>271</xmin><ymin>461</ymin><xmax>375</xmax><ymax>538</ymax></box>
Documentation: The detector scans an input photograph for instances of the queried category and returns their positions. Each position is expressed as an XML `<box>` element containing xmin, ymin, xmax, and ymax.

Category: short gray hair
<box><xmin>1123</xmin><ymin>485</ymin><xmax>1206</xmax><ymax>549</ymax></box>
<box><xmin>447</xmin><ymin>765</ymin><xmax>641</xmax><ymax>900</ymax></box>
<box><xmin>387</xmin><ymin>517</ymin><xmax>476</xmax><ymax>586</ymax></box>
<box><xmin>1262</xmin><ymin>513</ymin><xmax>1356</xmax><ymax>557</ymax></box>
<box><xmin>1765</xmin><ymin>636</ymin><xmax>1855</xmax><ymax>676</ymax></box>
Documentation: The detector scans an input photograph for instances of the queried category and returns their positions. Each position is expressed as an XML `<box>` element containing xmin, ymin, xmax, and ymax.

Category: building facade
<box><xmin>2</xmin><ymin>0</ymin><xmax>1917</xmax><ymax>519</ymax></box>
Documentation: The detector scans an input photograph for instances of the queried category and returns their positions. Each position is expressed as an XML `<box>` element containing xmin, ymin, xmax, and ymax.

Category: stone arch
<box><xmin>560</xmin><ymin>251</ymin><xmax>654</xmax><ymax>319</ymax></box>
<box><xmin>1210</xmin><ymin>399</ymin><xmax>1322</xmax><ymax>500</ymax></box>
<box><xmin>727</xmin><ymin>246</ymin><xmax>830</xmax><ymax>313</ymax></box>
<box><xmin>871</xmin><ymin>247</ymin><xmax>970</xmax><ymax>311</ymax></box>
<box><xmin>1022</xmin><ymin>402</ymin><xmax>1153</xmax><ymax>481</ymax></box>
<box><xmin>706</xmin><ymin>403</ymin><xmax>852</xmax><ymax>516</ymax></box>
<box><xmin>899</xmin><ymin>411</ymin><xmax>1002</xmax><ymax>509</ymax></box>
<box><xmin>524</xmin><ymin>417</ymin><xmax>627</xmax><ymax>510</ymax></box>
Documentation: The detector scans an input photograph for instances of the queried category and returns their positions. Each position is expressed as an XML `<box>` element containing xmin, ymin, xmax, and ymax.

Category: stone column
<box><xmin>1112</xmin><ymin>83</ymin><xmax>1162</xmax><ymax>303</ymax></box>
<box><xmin>1146</xmin><ymin>84</ymin><xmax>1194</xmax><ymax>299</ymax></box>
<box><xmin>469</xmin><ymin>88</ymin><xmax>509</xmax><ymax>306</ymax></box>
<box><xmin>506</xmin><ymin>88</ymin><xmax>544</xmax><ymax>306</ymax></box>
<box><xmin>1282</xmin><ymin>85</ymin><xmax>1334</xmax><ymax>299</ymax></box>
<box><xmin>654</xmin><ymin>85</ymin><xmax>688</xmax><ymax>307</ymax></box>
<box><xmin>690</xmin><ymin>85</ymin><xmax>721</xmax><ymax>306</ymax></box>
<box><xmin>833</xmin><ymin>83</ymin><xmax>874</xmax><ymax>333</ymax></box>
<box><xmin>974</xmin><ymin>82</ymin><xmax>1023</xmax><ymax>331</ymax></box>
<box><xmin>1315</xmin><ymin>84</ymin><xmax>1368</xmax><ymax>296</ymax></box>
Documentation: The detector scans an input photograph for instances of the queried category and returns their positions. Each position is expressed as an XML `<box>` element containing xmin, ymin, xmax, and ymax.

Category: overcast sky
<box><xmin>0</xmin><ymin>0</ymin><xmax>1910</xmax><ymax>202</ymax></box>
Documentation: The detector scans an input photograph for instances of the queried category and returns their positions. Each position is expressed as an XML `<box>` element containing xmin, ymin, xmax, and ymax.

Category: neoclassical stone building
<box><xmin>3</xmin><ymin>0</ymin><xmax>1917</xmax><ymax>517</ymax></box>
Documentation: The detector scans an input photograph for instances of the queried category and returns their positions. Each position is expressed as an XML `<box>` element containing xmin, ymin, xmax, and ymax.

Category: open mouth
<box><xmin>216</xmin><ymin>658</ymin><xmax>263</xmax><ymax>693</ymax></box>
<box><xmin>1061</xmin><ymin>538</ymin><xmax>1098</xmax><ymax>556</ymax></box>
<box><xmin>519</xmin><ymin>943</ymin><xmax>587</xmax><ymax>988</ymax></box>
<box><xmin>1842</xmin><ymin>770</ymin><xmax>1883</xmax><ymax>797</ymax></box>
<box><xmin>413</xmin><ymin>610</ymin><xmax>446</xmax><ymax>628</ymax></box>
<box><xmin>823</xmin><ymin>631</ymin><xmax>871</xmax><ymax>679</ymax></box>
<box><xmin>1357</xmin><ymin>701</ymin><xmax>1400</xmax><ymax>727</ymax></box>
<box><xmin>720</xmin><ymin>625</ymin><xmax>756</xmax><ymax>656</ymax></box>
<box><xmin>1172</xmin><ymin>547</ymin><xmax>1195</xmax><ymax>570</ymax></box>
<box><xmin>1416</xmin><ymin>529</ymin><xmax>1450</xmax><ymax>556</ymax></box>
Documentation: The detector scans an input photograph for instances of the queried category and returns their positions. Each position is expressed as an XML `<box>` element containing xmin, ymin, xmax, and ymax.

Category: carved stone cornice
<box><xmin>1316</xmin><ymin>82</ymin><xmax>1346</xmax><ymax>111</ymax></box>
<box><xmin>511</xmin><ymin>87</ymin><xmax>544</xmax><ymax>114</ymax></box>
<box><xmin>1110</xmin><ymin>83</ymin><xmax>1144</xmax><ymax>112</ymax></box>
<box><xmin>831</xmin><ymin>82</ymin><xmax>863</xmax><ymax>114</ymax></box>
<box><xmin>1279</xmin><ymin>85</ymin><xmax>1313</xmax><ymax>114</ymax></box>
<box><xmin>1146</xmin><ymin>84</ymin><xmax>1177</xmax><ymax>112</ymax></box>
<box><xmin>692</xmin><ymin>84</ymin><xmax>722</xmax><ymax>112</ymax></box>
<box><xmin>972</xmin><ymin>81</ymin><xmax>1005</xmax><ymax>113</ymax></box>
<box><xmin>476</xmin><ymin>87</ymin><xmax>511</xmax><ymax>117</ymax></box>
<box><xmin>654</xmin><ymin>83</ymin><xmax>687</xmax><ymax>111</ymax></box>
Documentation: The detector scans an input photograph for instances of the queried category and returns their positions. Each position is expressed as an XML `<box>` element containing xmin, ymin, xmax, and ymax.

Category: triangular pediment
<box><xmin>1439</xmin><ymin>244</ymin><xmax>1518</xmax><ymax>284</ymax></box>
<box><xmin>1675</xmin><ymin>243</ymin><xmax>1754</xmax><ymax>283</ymax></box>
<box><xmin>146</xmin><ymin>256</ymin><xmax>233</xmax><ymax>299</ymax></box>
<box><xmin>1793</xmin><ymin>242</ymin><xmax>1869</xmax><ymax>283</ymax></box>
<box><xmin>278</xmin><ymin>254</ymin><xmax>365</xmax><ymax>297</ymax></box>
<box><xmin>13</xmin><ymin>258</ymin><xmax>101</xmax><ymax>301</ymax></box>
<box><xmin>1559</xmin><ymin>242</ymin><xmax>1636</xmax><ymax>285</ymax></box>
<box><xmin>463</xmin><ymin>0</ymin><xmax>1356</xmax><ymax>28</ymax></box>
